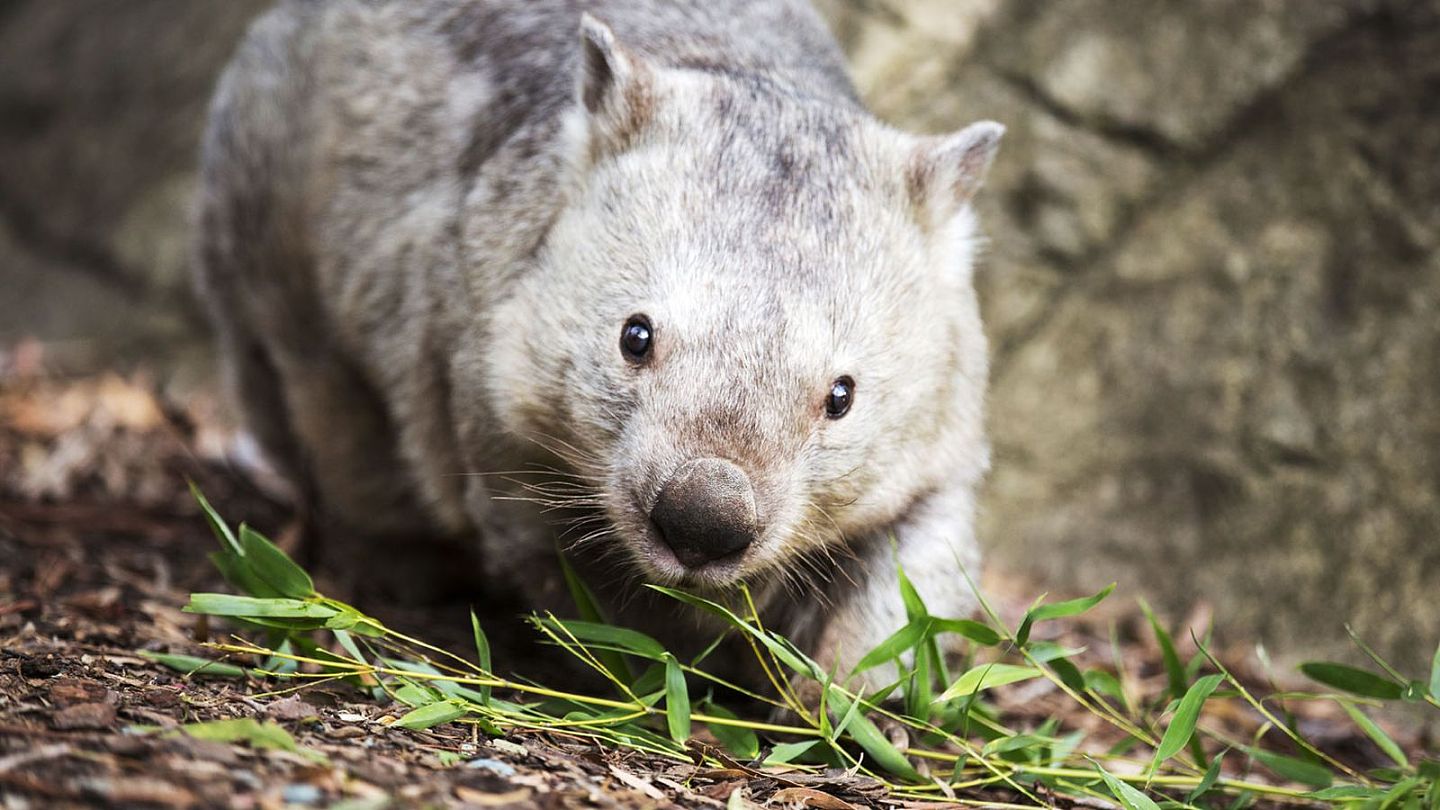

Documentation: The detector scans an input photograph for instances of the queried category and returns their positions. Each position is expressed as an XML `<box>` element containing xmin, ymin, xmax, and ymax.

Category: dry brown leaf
<box><xmin>769</xmin><ymin>786</ymin><xmax>861</xmax><ymax>809</ymax></box>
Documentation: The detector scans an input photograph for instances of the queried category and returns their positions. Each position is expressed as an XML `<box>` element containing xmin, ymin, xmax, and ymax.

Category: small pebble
<box><xmin>464</xmin><ymin>758</ymin><xmax>516</xmax><ymax>777</ymax></box>
<box><xmin>488</xmin><ymin>739</ymin><xmax>527</xmax><ymax>758</ymax></box>
<box><xmin>281</xmin><ymin>783</ymin><xmax>322</xmax><ymax>805</ymax></box>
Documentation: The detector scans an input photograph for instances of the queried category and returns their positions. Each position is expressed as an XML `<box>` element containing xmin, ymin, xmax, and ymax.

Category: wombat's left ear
<box><xmin>576</xmin><ymin>15</ymin><xmax>654</xmax><ymax>156</ymax></box>
<box><xmin>908</xmin><ymin>121</ymin><xmax>1004</xmax><ymax>230</ymax></box>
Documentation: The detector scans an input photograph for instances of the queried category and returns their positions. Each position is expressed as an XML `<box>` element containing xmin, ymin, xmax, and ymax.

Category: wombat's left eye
<box><xmin>621</xmin><ymin>315</ymin><xmax>653</xmax><ymax>363</ymax></box>
<box><xmin>825</xmin><ymin>376</ymin><xmax>854</xmax><ymax>419</ymax></box>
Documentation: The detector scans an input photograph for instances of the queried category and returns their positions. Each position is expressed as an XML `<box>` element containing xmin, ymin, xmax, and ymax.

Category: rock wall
<box><xmin>821</xmin><ymin>0</ymin><xmax>1440</xmax><ymax>669</ymax></box>
<box><xmin>2</xmin><ymin>0</ymin><xmax>1436</xmax><ymax>668</ymax></box>
<box><xmin>0</xmin><ymin>0</ymin><xmax>269</xmax><ymax>372</ymax></box>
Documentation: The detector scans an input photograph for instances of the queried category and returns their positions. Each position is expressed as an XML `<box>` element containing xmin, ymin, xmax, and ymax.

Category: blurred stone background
<box><xmin>1</xmin><ymin>0</ymin><xmax>1436</xmax><ymax>670</ymax></box>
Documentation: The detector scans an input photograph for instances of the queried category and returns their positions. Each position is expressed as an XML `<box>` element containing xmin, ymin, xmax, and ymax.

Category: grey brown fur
<box><xmin>195</xmin><ymin>0</ymin><xmax>1003</xmax><ymax>681</ymax></box>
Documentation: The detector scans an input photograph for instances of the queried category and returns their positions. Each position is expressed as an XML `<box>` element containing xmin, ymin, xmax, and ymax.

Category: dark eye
<box><xmin>825</xmin><ymin>376</ymin><xmax>854</xmax><ymax>419</ymax></box>
<box><xmin>620</xmin><ymin>315</ymin><xmax>653</xmax><ymax>362</ymax></box>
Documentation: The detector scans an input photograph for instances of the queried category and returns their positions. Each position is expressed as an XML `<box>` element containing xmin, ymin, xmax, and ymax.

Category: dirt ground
<box><xmin>0</xmin><ymin>357</ymin><xmax>1431</xmax><ymax>809</ymax></box>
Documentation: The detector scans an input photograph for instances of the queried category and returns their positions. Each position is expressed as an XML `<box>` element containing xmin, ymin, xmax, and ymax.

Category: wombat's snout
<box><xmin>650</xmin><ymin>458</ymin><xmax>759</xmax><ymax>569</ymax></box>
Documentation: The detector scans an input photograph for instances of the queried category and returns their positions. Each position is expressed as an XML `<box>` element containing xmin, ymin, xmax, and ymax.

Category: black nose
<box><xmin>650</xmin><ymin>458</ymin><xmax>759</xmax><ymax>568</ymax></box>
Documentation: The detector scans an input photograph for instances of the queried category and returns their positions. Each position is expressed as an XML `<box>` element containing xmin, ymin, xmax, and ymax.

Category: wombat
<box><xmin>195</xmin><ymin>0</ymin><xmax>1002</xmax><ymax>681</ymax></box>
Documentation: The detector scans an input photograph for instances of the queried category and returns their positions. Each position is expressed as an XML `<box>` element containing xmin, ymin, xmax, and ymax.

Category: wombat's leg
<box><xmin>808</xmin><ymin>484</ymin><xmax>983</xmax><ymax>688</ymax></box>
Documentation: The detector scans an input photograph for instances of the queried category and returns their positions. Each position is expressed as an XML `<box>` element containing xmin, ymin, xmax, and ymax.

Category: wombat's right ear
<box><xmin>576</xmin><ymin>15</ymin><xmax>653</xmax><ymax>156</ymax></box>
<box><xmin>908</xmin><ymin>121</ymin><xmax>1004</xmax><ymax>231</ymax></box>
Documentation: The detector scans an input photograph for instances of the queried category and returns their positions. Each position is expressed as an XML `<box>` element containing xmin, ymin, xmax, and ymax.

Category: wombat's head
<box><xmin>486</xmin><ymin>17</ymin><xmax>1000</xmax><ymax>590</ymax></box>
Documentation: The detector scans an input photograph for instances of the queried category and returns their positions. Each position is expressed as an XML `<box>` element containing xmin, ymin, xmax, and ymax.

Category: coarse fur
<box><xmin>195</xmin><ymin>0</ymin><xmax>1002</xmax><ymax>683</ymax></box>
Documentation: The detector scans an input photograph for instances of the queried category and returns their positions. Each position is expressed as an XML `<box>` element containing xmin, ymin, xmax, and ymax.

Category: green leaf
<box><xmin>896</xmin><ymin>558</ymin><xmax>928</xmax><ymax>621</ymax></box>
<box><xmin>471</xmin><ymin>610</ymin><xmax>492</xmax><ymax>705</ymax></box>
<box><xmin>1300</xmin><ymin>662</ymin><xmax>1405</xmax><ymax>700</ymax></box>
<box><xmin>1248</xmin><ymin>748</ymin><xmax>1333</xmax><ymax>788</ymax></box>
<box><xmin>764</xmin><ymin>740</ymin><xmax>821</xmax><ymax>765</ymax></box>
<box><xmin>1140</xmin><ymin>599</ymin><xmax>1188</xmax><ymax>701</ymax></box>
<box><xmin>393</xmin><ymin>682</ymin><xmax>439</xmax><ymax>708</ymax></box>
<box><xmin>559</xmin><ymin>555</ymin><xmax>634</xmax><ymax>682</ymax></box>
<box><xmin>322</xmin><ymin>607</ymin><xmax>363</xmax><ymax>630</ymax></box>
<box><xmin>208</xmin><ymin>550</ymin><xmax>284</xmax><ymax>599</ymax></box>
<box><xmin>1084</xmin><ymin>669</ymin><xmax>1126</xmax><ymax>702</ymax></box>
<box><xmin>1049</xmin><ymin>729</ymin><xmax>1085</xmax><ymax>766</ymax></box>
<box><xmin>137</xmin><ymin>651</ymin><xmax>246</xmax><ymax>678</ymax></box>
<box><xmin>983</xmin><ymin>733</ymin><xmax>1048</xmax><ymax>757</ymax></box>
<box><xmin>648</xmin><ymin>585</ymin><xmax>830</xmax><ymax>680</ymax></box>
<box><xmin>1017</xmin><ymin>583</ymin><xmax>1115</xmax><ymax>646</ymax></box>
<box><xmin>1429</xmin><ymin>642</ymin><xmax>1440</xmax><ymax>699</ymax></box>
<box><xmin>332</xmin><ymin>629</ymin><xmax>367</xmax><ymax>665</ymax></box>
<box><xmin>1151</xmin><ymin>674</ymin><xmax>1224</xmax><ymax>768</ymax></box>
<box><xmin>931</xmin><ymin>618</ymin><xmax>1002</xmax><ymax>647</ymax></box>
<box><xmin>826</xmin><ymin>688</ymin><xmax>921</xmax><ymax>781</ymax></box>
<box><xmin>1340</xmin><ymin>702</ymin><xmax>1407</xmax><ymax>768</ymax></box>
<box><xmin>1186</xmin><ymin>752</ymin><xmax>1225</xmax><ymax>803</ymax></box>
<box><xmin>175</xmin><ymin>718</ymin><xmax>324</xmax><ymax>762</ymax></box>
<box><xmin>1092</xmin><ymin>762</ymin><xmax>1162</xmax><ymax>810</ymax></box>
<box><xmin>852</xmin><ymin>618</ymin><xmax>929</xmax><ymax>675</ymax></box>
<box><xmin>545</xmin><ymin>618</ymin><xmax>667</xmax><ymax>660</ymax></box>
<box><xmin>938</xmin><ymin>663</ymin><xmax>1043</xmax><ymax>702</ymax></box>
<box><xmin>559</xmin><ymin>553</ymin><xmax>608</xmax><ymax>624</ymax></box>
<box><xmin>259</xmin><ymin>637</ymin><xmax>299</xmax><ymax>675</ymax></box>
<box><xmin>1048</xmin><ymin>656</ymin><xmax>1086</xmax><ymax>692</ymax></box>
<box><xmin>663</xmin><ymin>654</ymin><xmax>690</xmax><ymax>743</ymax></box>
<box><xmin>392</xmin><ymin>700</ymin><xmax>466</xmax><ymax>730</ymax></box>
<box><xmin>829</xmin><ymin>683</ymin><xmax>865</xmax><ymax>744</ymax></box>
<box><xmin>700</xmin><ymin>702</ymin><xmax>759</xmax><ymax>759</ymax></box>
<box><xmin>183</xmin><ymin>593</ymin><xmax>337</xmax><ymax>619</ymax></box>
<box><xmin>189</xmin><ymin>481</ymin><xmax>241</xmax><ymax>555</ymax></box>
<box><xmin>238</xmin><ymin>524</ymin><xmax>313</xmax><ymax>598</ymax></box>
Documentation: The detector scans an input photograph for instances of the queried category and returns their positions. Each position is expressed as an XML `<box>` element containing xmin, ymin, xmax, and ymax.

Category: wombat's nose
<box><xmin>650</xmin><ymin>458</ymin><xmax>759</xmax><ymax>568</ymax></box>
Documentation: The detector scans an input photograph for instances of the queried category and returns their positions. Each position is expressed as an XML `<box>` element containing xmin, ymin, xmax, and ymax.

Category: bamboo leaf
<box><xmin>1092</xmin><ymin>762</ymin><xmax>1162</xmax><ymax>810</ymax></box>
<box><xmin>851</xmin><ymin>618</ymin><xmax>928</xmax><ymax>675</ymax></box>
<box><xmin>208</xmin><ymin>550</ymin><xmax>284</xmax><ymax>599</ymax></box>
<box><xmin>1140</xmin><ymin>599</ymin><xmax>1188</xmax><ymax>701</ymax></box>
<box><xmin>1084</xmin><ymin>669</ymin><xmax>1126</xmax><ymax>702</ymax></box>
<box><xmin>1017</xmin><ymin>583</ymin><xmax>1115</xmax><ymax>646</ymax></box>
<box><xmin>392</xmin><ymin>700</ymin><xmax>466</xmax><ymax>730</ymax></box>
<box><xmin>545</xmin><ymin>618</ymin><xmax>667</xmax><ymax>660</ymax></box>
<box><xmin>189</xmin><ymin>481</ymin><xmax>241</xmax><ymax>555</ymax></box>
<box><xmin>764</xmin><ymin>740</ymin><xmax>820</xmax><ymax>765</ymax></box>
<box><xmin>1429</xmin><ymin>641</ymin><xmax>1440</xmax><ymax>699</ymax></box>
<box><xmin>471</xmin><ymin>610</ymin><xmax>492</xmax><ymax>705</ymax></box>
<box><xmin>938</xmin><ymin>663</ymin><xmax>1043</xmax><ymax>702</ymax></box>
<box><xmin>931</xmin><ymin>618</ymin><xmax>1002</xmax><ymax>646</ymax></box>
<box><xmin>826</xmin><ymin>688</ymin><xmax>921</xmax><ymax>781</ymax></box>
<box><xmin>1048</xmin><ymin>656</ymin><xmax>1086</xmax><ymax>693</ymax></box>
<box><xmin>896</xmin><ymin>558</ymin><xmax>928</xmax><ymax>621</ymax></box>
<box><xmin>663</xmin><ymin>654</ymin><xmax>691</xmax><ymax>743</ymax></box>
<box><xmin>332</xmin><ymin>629</ymin><xmax>367</xmax><ymax>666</ymax></box>
<box><xmin>559</xmin><ymin>555</ymin><xmax>632</xmax><ymax>682</ymax></box>
<box><xmin>174</xmin><ymin>718</ymin><xmax>325</xmax><ymax>762</ymax></box>
<box><xmin>1151</xmin><ymin>674</ymin><xmax>1224</xmax><ymax>768</ymax></box>
<box><xmin>183</xmin><ymin>593</ymin><xmax>337</xmax><ymax>619</ymax></box>
<box><xmin>1300</xmin><ymin>662</ymin><xmax>1405</xmax><ymax>700</ymax></box>
<box><xmin>1248</xmin><ymin>748</ymin><xmax>1333</xmax><ymax>788</ymax></box>
<box><xmin>1185</xmin><ymin>752</ymin><xmax>1225</xmax><ymax>803</ymax></box>
<box><xmin>701</xmin><ymin>702</ymin><xmax>759</xmax><ymax>759</ymax></box>
<box><xmin>138</xmin><ymin>651</ymin><xmax>246</xmax><ymax>679</ymax></box>
<box><xmin>1340</xmin><ymin>702</ymin><xmax>1407</xmax><ymax>768</ymax></box>
<box><xmin>238</xmin><ymin>524</ymin><xmax>313</xmax><ymax>598</ymax></box>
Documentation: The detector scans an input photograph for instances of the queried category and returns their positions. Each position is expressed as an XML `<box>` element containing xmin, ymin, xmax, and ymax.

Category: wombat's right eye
<box><xmin>620</xmin><ymin>315</ymin><xmax>653</xmax><ymax>363</ymax></box>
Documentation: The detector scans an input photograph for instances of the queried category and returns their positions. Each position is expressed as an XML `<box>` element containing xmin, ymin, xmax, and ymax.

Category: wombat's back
<box><xmin>194</xmin><ymin>0</ymin><xmax>860</xmax><ymax>538</ymax></box>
